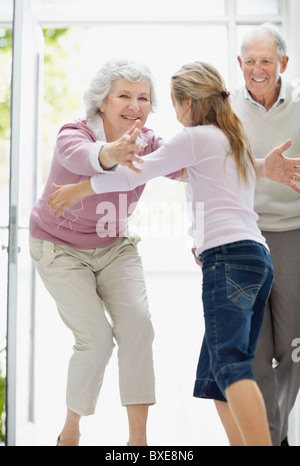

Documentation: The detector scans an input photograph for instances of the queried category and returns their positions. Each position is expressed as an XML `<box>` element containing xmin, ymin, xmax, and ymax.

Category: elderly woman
<box><xmin>29</xmin><ymin>59</ymin><xmax>169</xmax><ymax>446</ymax></box>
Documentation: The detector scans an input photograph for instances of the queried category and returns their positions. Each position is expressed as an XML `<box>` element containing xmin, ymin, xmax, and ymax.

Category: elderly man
<box><xmin>230</xmin><ymin>23</ymin><xmax>300</xmax><ymax>446</ymax></box>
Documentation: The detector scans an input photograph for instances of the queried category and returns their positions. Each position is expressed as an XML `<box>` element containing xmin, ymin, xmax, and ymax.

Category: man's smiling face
<box><xmin>238</xmin><ymin>35</ymin><xmax>289</xmax><ymax>108</ymax></box>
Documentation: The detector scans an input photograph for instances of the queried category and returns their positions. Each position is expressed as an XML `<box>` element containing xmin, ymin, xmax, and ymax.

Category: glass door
<box><xmin>5</xmin><ymin>0</ymin><xmax>43</xmax><ymax>446</ymax></box>
<box><xmin>0</xmin><ymin>0</ymin><xmax>13</xmax><ymax>447</ymax></box>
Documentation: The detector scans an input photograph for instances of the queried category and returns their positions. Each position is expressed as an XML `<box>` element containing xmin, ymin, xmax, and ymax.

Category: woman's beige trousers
<box><xmin>29</xmin><ymin>234</ymin><xmax>156</xmax><ymax>416</ymax></box>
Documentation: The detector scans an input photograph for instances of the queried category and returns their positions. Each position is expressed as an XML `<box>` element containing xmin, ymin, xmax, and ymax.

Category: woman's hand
<box><xmin>48</xmin><ymin>179</ymin><xmax>94</xmax><ymax>217</ymax></box>
<box><xmin>99</xmin><ymin>120</ymin><xmax>144</xmax><ymax>173</ymax></box>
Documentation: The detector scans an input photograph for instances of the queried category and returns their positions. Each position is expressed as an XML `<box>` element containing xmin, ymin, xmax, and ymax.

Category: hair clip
<box><xmin>220</xmin><ymin>90</ymin><xmax>230</xmax><ymax>99</ymax></box>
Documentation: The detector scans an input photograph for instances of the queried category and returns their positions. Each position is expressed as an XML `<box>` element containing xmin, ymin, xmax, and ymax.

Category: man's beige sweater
<box><xmin>230</xmin><ymin>81</ymin><xmax>300</xmax><ymax>232</ymax></box>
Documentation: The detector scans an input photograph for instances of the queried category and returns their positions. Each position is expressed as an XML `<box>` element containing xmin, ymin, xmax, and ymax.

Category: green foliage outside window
<box><xmin>0</xmin><ymin>28</ymin><xmax>12</xmax><ymax>186</ymax></box>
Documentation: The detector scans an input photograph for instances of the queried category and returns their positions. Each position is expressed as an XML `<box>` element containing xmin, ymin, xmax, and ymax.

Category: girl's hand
<box><xmin>99</xmin><ymin>120</ymin><xmax>144</xmax><ymax>173</ymax></box>
<box><xmin>48</xmin><ymin>179</ymin><xmax>93</xmax><ymax>217</ymax></box>
<box><xmin>191</xmin><ymin>247</ymin><xmax>202</xmax><ymax>267</ymax></box>
<box><xmin>264</xmin><ymin>140</ymin><xmax>300</xmax><ymax>193</ymax></box>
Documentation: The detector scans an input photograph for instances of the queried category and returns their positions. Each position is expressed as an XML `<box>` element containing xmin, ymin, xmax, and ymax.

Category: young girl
<box><xmin>48</xmin><ymin>62</ymin><xmax>281</xmax><ymax>445</ymax></box>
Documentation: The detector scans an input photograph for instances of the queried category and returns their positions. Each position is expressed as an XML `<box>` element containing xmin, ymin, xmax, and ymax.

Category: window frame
<box><xmin>35</xmin><ymin>0</ymin><xmax>286</xmax><ymax>87</ymax></box>
<box><xmin>226</xmin><ymin>0</ymin><xmax>285</xmax><ymax>86</ymax></box>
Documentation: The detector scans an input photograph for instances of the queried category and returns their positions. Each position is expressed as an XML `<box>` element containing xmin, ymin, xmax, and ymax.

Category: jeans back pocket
<box><xmin>225</xmin><ymin>263</ymin><xmax>267</xmax><ymax>311</ymax></box>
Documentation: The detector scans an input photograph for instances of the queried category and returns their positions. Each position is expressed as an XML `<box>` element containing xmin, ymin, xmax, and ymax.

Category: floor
<box><xmin>33</xmin><ymin>266</ymin><xmax>300</xmax><ymax>446</ymax></box>
<box><xmin>34</xmin><ymin>270</ymin><xmax>228</xmax><ymax>446</ymax></box>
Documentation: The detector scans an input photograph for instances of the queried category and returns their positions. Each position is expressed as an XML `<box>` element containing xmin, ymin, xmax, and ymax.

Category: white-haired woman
<box><xmin>29</xmin><ymin>59</ymin><xmax>176</xmax><ymax>446</ymax></box>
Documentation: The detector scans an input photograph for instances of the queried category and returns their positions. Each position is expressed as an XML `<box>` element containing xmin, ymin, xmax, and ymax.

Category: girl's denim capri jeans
<box><xmin>193</xmin><ymin>240</ymin><xmax>274</xmax><ymax>402</ymax></box>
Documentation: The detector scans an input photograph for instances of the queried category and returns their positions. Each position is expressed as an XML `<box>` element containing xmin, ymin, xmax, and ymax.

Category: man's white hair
<box><xmin>240</xmin><ymin>23</ymin><xmax>287</xmax><ymax>59</ymax></box>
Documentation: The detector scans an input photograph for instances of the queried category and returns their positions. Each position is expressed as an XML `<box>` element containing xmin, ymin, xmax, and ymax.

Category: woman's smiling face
<box><xmin>100</xmin><ymin>79</ymin><xmax>151</xmax><ymax>141</ymax></box>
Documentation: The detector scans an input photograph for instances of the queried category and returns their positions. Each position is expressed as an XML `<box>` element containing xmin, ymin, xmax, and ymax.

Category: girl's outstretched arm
<box><xmin>48</xmin><ymin>180</ymin><xmax>93</xmax><ymax>217</ymax></box>
<box><xmin>48</xmin><ymin>121</ymin><xmax>143</xmax><ymax>217</ymax></box>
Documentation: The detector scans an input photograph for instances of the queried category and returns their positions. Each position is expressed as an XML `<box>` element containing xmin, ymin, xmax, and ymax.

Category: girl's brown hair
<box><xmin>171</xmin><ymin>62</ymin><xmax>256</xmax><ymax>183</ymax></box>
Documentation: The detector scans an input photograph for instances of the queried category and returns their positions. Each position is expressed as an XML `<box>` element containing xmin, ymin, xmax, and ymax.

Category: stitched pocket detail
<box><xmin>225</xmin><ymin>263</ymin><xmax>267</xmax><ymax>311</ymax></box>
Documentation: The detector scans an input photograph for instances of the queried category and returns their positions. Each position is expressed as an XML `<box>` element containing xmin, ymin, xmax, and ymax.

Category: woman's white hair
<box><xmin>240</xmin><ymin>23</ymin><xmax>288</xmax><ymax>59</ymax></box>
<box><xmin>83</xmin><ymin>59</ymin><xmax>157</xmax><ymax>120</ymax></box>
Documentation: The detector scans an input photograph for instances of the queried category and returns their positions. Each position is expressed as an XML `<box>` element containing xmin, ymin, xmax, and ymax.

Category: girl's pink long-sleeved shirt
<box><xmin>90</xmin><ymin>124</ymin><xmax>267</xmax><ymax>256</ymax></box>
<box><xmin>29</xmin><ymin>117</ymin><xmax>165</xmax><ymax>248</ymax></box>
